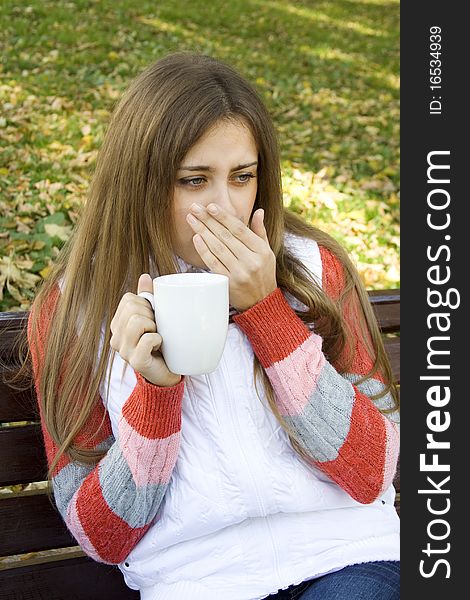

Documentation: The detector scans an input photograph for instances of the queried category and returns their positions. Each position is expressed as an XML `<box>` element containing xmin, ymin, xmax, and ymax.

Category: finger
<box><xmin>192</xmin><ymin>234</ymin><xmax>230</xmax><ymax>276</ymax></box>
<box><xmin>111</xmin><ymin>312</ymin><xmax>156</xmax><ymax>354</ymax></box>
<box><xmin>131</xmin><ymin>332</ymin><xmax>164</xmax><ymax>372</ymax></box>
<box><xmin>186</xmin><ymin>208</ymin><xmax>251</xmax><ymax>261</ymax></box>
<box><xmin>137</xmin><ymin>274</ymin><xmax>155</xmax><ymax>311</ymax></box>
<box><xmin>187</xmin><ymin>215</ymin><xmax>242</xmax><ymax>271</ymax></box>
<box><xmin>249</xmin><ymin>208</ymin><xmax>268</xmax><ymax>242</ymax></box>
<box><xmin>137</xmin><ymin>273</ymin><xmax>153</xmax><ymax>295</ymax></box>
<box><xmin>111</xmin><ymin>292</ymin><xmax>134</xmax><ymax>330</ymax></box>
<box><xmin>119</xmin><ymin>314</ymin><xmax>157</xmax><ymax>357</ymax></box>
<box><xmin>200</xmin><ymin>203</ymin><xmax>267</xmax><ymax>253</ymax></box>
<box><xmin>136</xmin><ymin>331</ymin><xmax>163</xmax><ymax>355</ymax></box>
<box><xmin>124</xmin><ymin>297</ymin><xmax>155</xmax><ymax>321</ymax></box>
<box><xmin>112</xmin><ymin>284</ymin><xmax>155</xmax><ymax>340</ymax></box>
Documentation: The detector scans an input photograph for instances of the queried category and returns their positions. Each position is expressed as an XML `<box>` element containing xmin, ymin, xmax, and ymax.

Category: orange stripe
<box><xmin>76</xmin><ymin>468</ymin><xmax>151</xmax><ymax>563</ymax></box>
<box><xmin>318</xmin><ymin>391</ymin><xmax>386</xmax><ymax>504</ymax></box>
<box><xmin>233</xmin><ymin>288</ymin><xmax>310</xmax><ymax>367</ymax></box>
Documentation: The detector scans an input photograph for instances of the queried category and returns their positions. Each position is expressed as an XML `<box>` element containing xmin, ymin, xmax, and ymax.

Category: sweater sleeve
<box><xmin>27</xmin><ymin>285</ymin><xmax>185</xmax><ymax>564</ymax></box>
<box><xmin>233</xmin><ymin>245</ymin><xmax>399</xmax><ymax>504</ymax></box>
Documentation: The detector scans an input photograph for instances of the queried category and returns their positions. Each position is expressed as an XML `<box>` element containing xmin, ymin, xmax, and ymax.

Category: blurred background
<box><xmin>0</xmin><ymin>0</ymin><xmax>399</xmax><ymax>312</ymax></box>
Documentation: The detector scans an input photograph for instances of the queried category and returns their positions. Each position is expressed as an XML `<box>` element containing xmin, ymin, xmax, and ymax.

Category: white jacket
<box><xmin>100</xmin><ymin>233</ymin><xmax>400</xmax><ymax>600</ymax></box>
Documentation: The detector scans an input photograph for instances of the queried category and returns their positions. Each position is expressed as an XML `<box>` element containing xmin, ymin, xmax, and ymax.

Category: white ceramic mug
<box><xmin>138</xmin><ymin>273</ymin><xmax>229</xmax><ymax>376</ymax></box>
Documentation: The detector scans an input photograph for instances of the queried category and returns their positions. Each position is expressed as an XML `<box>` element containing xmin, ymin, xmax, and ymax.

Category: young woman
<box><xmin>24</xmin><ymin>52</ymin><xmax>400</xmax><ymax>599</ymax></box>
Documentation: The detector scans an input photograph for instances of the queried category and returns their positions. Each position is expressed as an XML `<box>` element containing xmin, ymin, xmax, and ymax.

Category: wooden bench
<box><xmin>0</xmin><ymin>289</ymin><xmax>400</xmax><ymax>599</ymax></box>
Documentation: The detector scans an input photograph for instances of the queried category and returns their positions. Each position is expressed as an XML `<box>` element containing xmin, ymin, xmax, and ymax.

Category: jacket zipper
<box><xmin>265</xmin><ymin>515</ymin><xmax>282</xmax><ymax>588</ymax></box>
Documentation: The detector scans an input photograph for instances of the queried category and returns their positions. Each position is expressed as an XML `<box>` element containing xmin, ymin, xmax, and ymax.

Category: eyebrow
<box><xmin>178</xmin><ymin>161</ymin><xmax>258</xmax><ymax>172</ymax></box>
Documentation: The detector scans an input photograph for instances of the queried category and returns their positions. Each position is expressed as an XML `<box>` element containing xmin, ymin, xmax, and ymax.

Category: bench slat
<box><xmin>0</xmin><ymin>556</ymin><xmax>139</xmax><ymax>599</ymax></box>
<box><xmin>0</xmin><ymin>494</ymin><xmax>76</xmax><ymax>556</ymax></box>
<box><xmin>0</xmin><ymin>377</ymin><xmax>37</xmax><ymax>422</ymax></box>
<box><xmin>0</xmin><ymin>425</ymin><xmax>47</xmax><ymax>486</ymax></box>
<box><xmin>371</xmin><ymin>300</ymin><xmax>400</xmax><ymax>333</ymax></box>
<box><xmin>368</xmin><ymin>289</ymin><xmax>400</xmax><ymax>334</ymax></box>
<box><xmin>0</xmin><ymin>312</ymin><xmax>29</xmax><ymax>360</ymax></box>
<box><xmin>367</xmin><ymin>289</ymin><xmax>400</xmax><ymax>303</ymax></box>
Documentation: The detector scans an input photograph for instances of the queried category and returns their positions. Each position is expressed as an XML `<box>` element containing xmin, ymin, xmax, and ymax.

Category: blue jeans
<box><xmin>266</xmin><ymin>561</ymin><xmax>400</xmax><ymax>599</ymax></box>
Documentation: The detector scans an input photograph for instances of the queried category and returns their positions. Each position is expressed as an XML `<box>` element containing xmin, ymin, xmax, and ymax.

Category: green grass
<box><xmin>0</xmin><ymin>0</ymin><xmax>399</xmax><ymax>311</ymax></box>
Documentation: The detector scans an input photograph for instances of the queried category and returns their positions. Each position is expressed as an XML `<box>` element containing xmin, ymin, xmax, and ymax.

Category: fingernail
<box><xmin>186</xmin><ymin>213</ymin><xmax>198</xmax><ymax>225</ymax></box>
<box><xmin>191</xmin><ymin>203</ymin><xmax>203</xmax><ymax>214</ymax></box>
<box><xmin>207</xmin><ymin>204</ymin><xmax>218</xmax><ymax>214</ymax></box>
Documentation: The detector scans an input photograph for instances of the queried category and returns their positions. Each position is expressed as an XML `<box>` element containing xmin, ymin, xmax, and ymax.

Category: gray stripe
<box><xmin>53</xmin><ymin>436</ymin><xmax>168</xmax><ymax>529</ymax></box>
<box><xmin>53</xmin><ymin>437</ymin><xmax>113</xmax><ymax>518</ymax></box>
<box><xmin>284</xmin><ymin>361</ymin><xmax>356</xmax><ymax>463</ymax></box>
<box><xmin>343</xmin><ymin>373</ymin><xmax>400</xmax><ymax>426</ymax></box>
<box><xmin>99</xmin><ymin>444</ymin><xmax>168</xmax><ymax>528</ymax></box>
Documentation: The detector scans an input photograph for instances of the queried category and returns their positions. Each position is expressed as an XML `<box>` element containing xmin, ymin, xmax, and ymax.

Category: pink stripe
<box><xmin>119</xmin><ymin>418</ymin><xmax>180</xmax><ymax>487</ymax></box>
<box><xmin>265</xmin><ymin>333</ymin><xmax>325</xmax><ymax>417</ymax></box>
<box><xmin>66</xmin><ymin>492</ymin><xmax>103</xmax><ymax>562</ymax></box>
<box><xmin>380</xmin><ymin>419</ymin><xmax>400</xmax><ymax>495</ymax></box>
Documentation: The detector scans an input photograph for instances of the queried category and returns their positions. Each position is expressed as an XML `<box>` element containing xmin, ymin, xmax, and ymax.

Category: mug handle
<box><xmin>138</xmin><ymin>291</ymin><xmax>155</xmax><ymax>311</ymax></box>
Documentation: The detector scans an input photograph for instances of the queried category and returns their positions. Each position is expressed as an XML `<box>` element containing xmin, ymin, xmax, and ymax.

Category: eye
<box><xmin>178</xmin><ymin>177</ymin><xmax>206</xmax><ymax>187</ymax></box>
<box><xmin>177</xmin><ymin>172</ymin><xmax>257</xmax><ymax>188</ymax></box>
<box><xmin>234</xmin><ymin>173</ymin><xmax>257</xmax><ymax>184</ymax></box>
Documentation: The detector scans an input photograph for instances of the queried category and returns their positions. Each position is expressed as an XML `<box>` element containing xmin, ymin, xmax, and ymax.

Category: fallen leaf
<box><xmin>44</xmin><ymin>223</ymin><xmax>72</xmax><ymax>241</ymax></box>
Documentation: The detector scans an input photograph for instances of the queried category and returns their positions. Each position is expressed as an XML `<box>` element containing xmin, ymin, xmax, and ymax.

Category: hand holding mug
<box><xmin>110</xmin><ymin>274</ymin><xmax>182</xmax><ymax>387</ymax></box>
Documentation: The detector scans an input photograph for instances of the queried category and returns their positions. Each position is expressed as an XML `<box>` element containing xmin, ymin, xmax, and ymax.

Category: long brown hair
<box><xmin>6</xmin><ymin>52</ymin><xmax>399</xmax><ymax>481</ymax></box>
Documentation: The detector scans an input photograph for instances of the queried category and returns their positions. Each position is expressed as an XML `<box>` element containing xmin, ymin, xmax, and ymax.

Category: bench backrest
<box><xmin>0</xmin><ymin>289</ymin><xmax>400</xmax><ymax>598</ymax></box>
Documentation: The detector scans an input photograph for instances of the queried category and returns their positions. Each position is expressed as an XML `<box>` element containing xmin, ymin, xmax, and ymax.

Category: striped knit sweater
<box><xmin>28</xmin><ymin>246</ymin><xmax>400</xmax><ymax>566</ymax></box>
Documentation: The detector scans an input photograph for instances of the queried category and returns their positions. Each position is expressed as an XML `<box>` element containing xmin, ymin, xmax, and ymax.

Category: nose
<box><xmin>211</xmin><ymin>181</ymin><xmax>237</xmax><ymax>217</ymax></box>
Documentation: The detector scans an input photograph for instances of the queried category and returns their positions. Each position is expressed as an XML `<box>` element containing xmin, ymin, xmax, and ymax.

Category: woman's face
<box><xmin>171</xmin><ymin>118</ymin><xmax>258</xmax><ymax>268</ymax></box>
